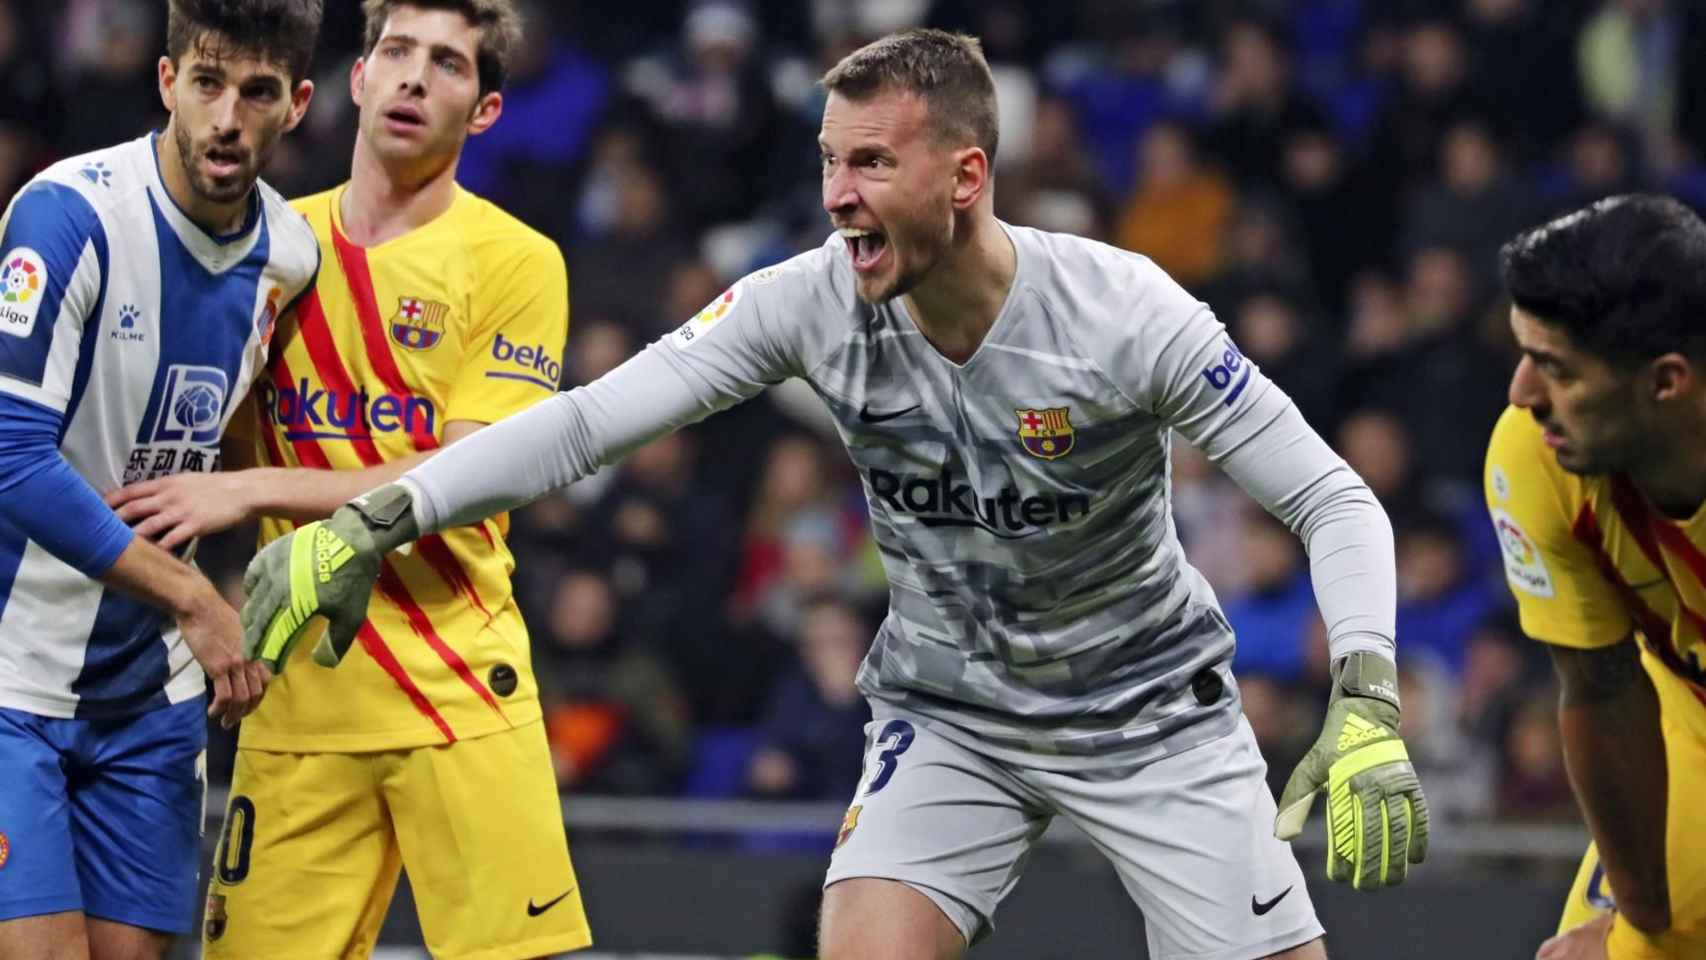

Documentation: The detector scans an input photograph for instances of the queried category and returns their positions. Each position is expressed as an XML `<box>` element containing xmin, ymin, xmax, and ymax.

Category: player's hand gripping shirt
<box><xmin>240</xmin><ymin>185</ymin><xmax>566</xmax><ymax>752</ymax></box>
<box><xmin>0</xmin><ymin>133</ymin><xmax>318</xmax><ymax>718</ymax></box>
<box><xmin>1486</xmin><ymin>406</ymin><xmax>1706</xmax><ymax>742</ymax></box>
<box><xmin>404</xmin><ymin>224</ymin><xmax>1396</xmax><ymax>769</ymax></box>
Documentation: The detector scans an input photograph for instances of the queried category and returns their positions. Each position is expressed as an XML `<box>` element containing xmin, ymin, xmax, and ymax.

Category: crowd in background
<box><xmin>13</xmin><ymin>0</ymin><xmax>1706</xmax><ymax>831</ymax></box>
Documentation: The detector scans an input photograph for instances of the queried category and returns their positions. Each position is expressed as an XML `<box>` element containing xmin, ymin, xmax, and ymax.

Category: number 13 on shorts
<box><xmin>861</xmin><ymin>719</ymin><xmax>916</xmax><ymax>795</ymax></box>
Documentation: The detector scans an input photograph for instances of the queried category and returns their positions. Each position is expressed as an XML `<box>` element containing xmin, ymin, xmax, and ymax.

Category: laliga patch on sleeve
<box><xmin>1492</xmin><ymin>507</ymin><xmax>1555</xmax><ymax>598</ymax></box>
<box><xmin>0</xmin><ymin>247</ymin><xmax>48</xmax><ymax>339</ymax></box>
<box><xmin>670</xmin><ymin>280</ymin><xmax>742</xmax><ymax>350</ymax></box>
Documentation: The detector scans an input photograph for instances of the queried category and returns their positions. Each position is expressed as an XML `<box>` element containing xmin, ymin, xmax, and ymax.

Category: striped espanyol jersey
<box><xmin>0</xmin><ymin>133</ymin><xmax>319</xmax><ymax>719</ymax></box>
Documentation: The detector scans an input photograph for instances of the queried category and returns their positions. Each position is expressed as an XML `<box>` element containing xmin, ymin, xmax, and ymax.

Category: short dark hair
<box><xmin>1500</xmin><ymin>194</ymin><xmax>1706</xmax><ymax>369</ymax></box>
<box><xmin>820</xmin><ymin>29</ymin><xmax>999</xmax><ymax>164</ymax></box>
<box><xmin>362</xmin><ymin>0</ymin><xmax>522</xmax><ymax>97</ymax></box>
<box><xmin>167</xmin><ymin>0</ymin><xmax>324</xmax><ymax>85</ymax></box>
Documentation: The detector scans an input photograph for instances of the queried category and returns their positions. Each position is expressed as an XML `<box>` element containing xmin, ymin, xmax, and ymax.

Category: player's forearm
<box><xmin>0</xmin><ymin>395</ymin><xmax>136</xmax><ymax>576</ymax></box>
<box><xmin>402</xmin><ymin>345</ymin><xmax>716</xmax><ymax>532</ymax></box>
<box><xmin>1552</xmin><ymin>642</ymin><xmax>1670</xmax><ymax>933</ymax></box>
<box><xmin>1216</xmin><ymin>398</ymin><xmax>1396</xmax><ymax>659</ymax></box>
<box><xmin>235</xmin><ymin>453</ymin><xmax>435</xmax><ymax>524</ymax></box>
<box><xmin>100</xmin><ymin>534</ymin><xmax>224</xmax><ymax>623</ymax></box>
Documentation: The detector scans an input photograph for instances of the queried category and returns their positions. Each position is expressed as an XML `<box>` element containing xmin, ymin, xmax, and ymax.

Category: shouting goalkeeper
<box><xmin>247</xmin><ymin>28</ymin><xmax>1427</xmax><ymax>960</ymax></box>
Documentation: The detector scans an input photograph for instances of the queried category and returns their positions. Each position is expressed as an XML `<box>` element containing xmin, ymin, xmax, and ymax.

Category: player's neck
<box><xmin>154</xmin><ymin>124</ymin><xmax>251</xmax><ymax>237</ymax></box>
<box><xmin>1630</xmin><ymin>445</ymin><xmax>1706</xmax><ymax>521</ymax></box>
<box><xmin>340</xmin><ymin>138</ymin><xmax>460</xmax><ymax>247</ymax></box>
<box><xmin>903</xmin><ymin>210</ymin><xmax>1015</xmax><ymax>365</ymax></box>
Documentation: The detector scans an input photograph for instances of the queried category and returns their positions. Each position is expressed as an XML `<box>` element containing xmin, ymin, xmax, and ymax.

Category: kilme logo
<box><xmin>1200</xmin><ymin>338</ymin><xmax>1253</xmax><ymax>406</ymax></box>
<box><xmin>867</xmin><ymin>467</ymin><xmax>1091</xmax><ymax>538</ymax></box>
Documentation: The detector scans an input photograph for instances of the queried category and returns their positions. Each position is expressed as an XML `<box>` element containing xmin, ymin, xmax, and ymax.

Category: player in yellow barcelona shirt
<box><xmin>106</xmin><ymin>1</ymin><xmax>590</xmax><ymax>957</ymax></box>
<box><xmin>1485</xmin><ymin>195</ymin><xmax>1706</xmax><ymax>960</ymax></box>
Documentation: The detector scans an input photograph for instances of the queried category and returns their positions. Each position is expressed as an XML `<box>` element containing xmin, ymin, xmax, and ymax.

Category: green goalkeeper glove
<box><xmin>240</xmin><ymin>484</ymin><xmax>419</xmax><ymax>672</ymax></box>
<box><xmin>1273</xmin><ymin>651</ymin><xmax>1430</xmax><ymax>890</ymax></box>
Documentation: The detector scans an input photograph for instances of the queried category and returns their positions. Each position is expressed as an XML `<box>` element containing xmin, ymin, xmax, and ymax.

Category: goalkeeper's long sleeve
<box><xmin>400</xmin><ymin>340</ymin><xmax>751</xmax><ymax>534</ymax></box>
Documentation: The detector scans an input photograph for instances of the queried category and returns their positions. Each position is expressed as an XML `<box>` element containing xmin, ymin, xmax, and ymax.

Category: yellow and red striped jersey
<box><xmin>238</xmin><ymin>184</ymin><xmax>567</xmax><ymax>752</ymax></box>
<box><xmin>1486</xmin><ymin>406</ymin><xmax>1706</xmax><ymax>742</ymax></box>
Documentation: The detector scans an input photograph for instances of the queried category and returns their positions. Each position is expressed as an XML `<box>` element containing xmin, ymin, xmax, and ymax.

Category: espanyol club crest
<box><xmin>257</xmin><ymin>286</ymin><xmax>282</xmax><ymax>348</ymax></box>
<box><xmin>390</xmin><ymin>295</ymin><xmax>448</xmax><ymax>351</ymax></box>
<box><xmin>1016</xmin><ymin>406</ymin><xmax>1075</xmax><ymax>460</ymax></box>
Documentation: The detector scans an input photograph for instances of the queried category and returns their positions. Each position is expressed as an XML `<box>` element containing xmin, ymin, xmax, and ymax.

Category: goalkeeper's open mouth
<box><xmin>840</xmin><ymin>226</ymin><xmax>888</xmax><ymax>273</ymax></box>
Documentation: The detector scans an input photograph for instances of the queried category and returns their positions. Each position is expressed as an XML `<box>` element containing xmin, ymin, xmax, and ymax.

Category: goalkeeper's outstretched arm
<box><xmin>396</xmin><ymin>340</ymin><xmax>743</xmax><ymax>533</ymax></box>
<box><xmin>241</xmin><ymin>339</ymin><xmax>770</xmax><ymax>670</ymax></box>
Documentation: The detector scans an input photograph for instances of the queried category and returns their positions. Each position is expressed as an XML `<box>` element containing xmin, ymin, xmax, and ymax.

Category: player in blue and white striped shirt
<box><xmin>0</xmin><ymin>2</ymin><xmax>321</xmax><ymax>956</ymax></box>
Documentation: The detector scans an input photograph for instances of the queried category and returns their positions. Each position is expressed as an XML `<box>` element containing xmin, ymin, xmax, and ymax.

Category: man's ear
<box><xmin>158</xmin><ymin>55</ymin><xmax>179</xmax><ymax>113</ymax></box>
<box><xmin>466</xmin><ymin>90</ymin><xmax>503</xmax><ymax>137</ymax></box>
<box><xmin>950</xmin><ymin>146</ymin><xmax>989</xmax><ymax>211</ymax></box>
<box><xmin>1650</xmin><ymin>351</ymin><xmax>1694</xmax><ymax>402</ymax></box>
<box><xmin>282</xmin><ymin>79</ymin><xmax>316</xmax><ymax>135</ymax></box>
<box><xmin>350</xmin><ymin>56</ymin><xmax>367</xmax><ymax>109</ymax></box>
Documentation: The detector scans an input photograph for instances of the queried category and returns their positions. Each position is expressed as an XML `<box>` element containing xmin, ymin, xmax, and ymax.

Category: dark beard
<box><xmin>174</xmin><ymin>123</ymin><xmax>249</xmax><ymax>205</ymax></box>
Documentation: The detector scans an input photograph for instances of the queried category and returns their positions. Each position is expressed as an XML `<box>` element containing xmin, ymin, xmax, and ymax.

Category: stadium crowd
<box><xmin>13</xmin><ymin>0</ymin><xmax>1706</xmax><ymax>827</ymax></box>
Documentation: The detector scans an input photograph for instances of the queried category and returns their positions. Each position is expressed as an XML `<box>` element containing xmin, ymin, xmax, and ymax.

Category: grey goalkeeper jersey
<box><xmin>401</xmin><ymin>223</ymin><xmax>1396</xmax><ymax>770</ymax></box>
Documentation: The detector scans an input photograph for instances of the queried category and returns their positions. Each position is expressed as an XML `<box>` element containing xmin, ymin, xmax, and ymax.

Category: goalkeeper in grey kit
<box><xmin>247</xmin><ymin>28</ymin><xmax>1427</xmax><ymax>960</ymax></box>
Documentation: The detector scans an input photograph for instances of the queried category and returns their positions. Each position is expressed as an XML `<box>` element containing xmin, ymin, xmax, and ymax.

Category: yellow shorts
<box><xmin>202</xmin><ymin>719</ymin><xmax>591</xmax><ymax>960</ymax></box>
<box><xmin>1558</xmin><ymin>666</ymin><xmax>1706</xmax><ymax>958</ymax></box>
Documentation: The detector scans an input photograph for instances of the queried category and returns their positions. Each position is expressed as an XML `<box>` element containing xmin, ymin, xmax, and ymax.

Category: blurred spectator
<box><xmin>746</xmin><ymin>595</ymin><xmax>872</xmax><ymax>801</ymax></box>
<box><xmin>1200</xmin><ymin>197</ymin><xmax>1311</xmax><ymax>310</ymax></box>
<box><xmin>1578</xmin><ymin>0</ymin><xmax>1683</xmax><ymax>173</ymax></box>
<box><xmin>1228</xmin><ymin>290</ymin><xmax>1337</xmax><ymax>428</ymax></box>
<box><xmin>1459</xmin><ymin>615</ymin><xmax>1535</xmax><ymax>745</ymax></box>
<box><xmin>1169</xmin><ymin>439</ymin><xmax>1249</xmax><ymax>596</ymax></box>
<box><xmin>0</xmin><ymin>1</ymin><xmax>52</xmax><ymax>194</ymax></box>
<box><xmin>1393</xmin><ymin>509</ymin><xmax>1500</xmax><ymax>677</ymax></box>
<box><xmin>1278</xmin><ymin>119</ymin><xmax>1395</xmax><ymax>318</ymax></box>
<box><xmin>1204</xmin><ymin>17</ymin><xmax>1329</xmax><ymax>191</ymax></box>
<box><xmin>539</xmin><ymin>569</ymin><xmax>693</xmax><ymax>794</ymax></box>
<box><xmin>1224</xmin><ymin>508</ymin><xmax>1315</xmax><ymax>683</ymax></box>
<box><xmin>1675</xmin><ymin>4</ymin><xmax>1706</xmax><ymax>165</ymax></box>
<box><xmin>1366</xmin><ymin>18</ymin><xmax>1488</xmax><ymax>195</ymax></box>
<box><xmin>997</xmin><ymin>94</ymin><xmax>1111</xmax><ymax>240</ymax></box>
<box><xmin>734</xmin><ymin>435</ymin><xmax>839</xmax><ymax>613</ymax></box>
<box><xmin>566</xmin><ymin>319</ymin><xmax>637</xmax><ymax>389</ymax></box>
<box><xmin>1401</xmin><ymin>120</ymin><xmax>1542</xmax><ymax>289</ymax></box>
<box><xmin>1335</xmin><ymin>406</ymin><xmax>1499</xmax><ymax>576</ymax></box>
<box><xmin>1497</xmin><ymin>689</ymin><xmax>1577</xmax><ymax>820</ymax></box>
<box><xmin>454</xmin><ymin>0</ymin><xmax>609</xmax><ymax>229</ymax></box>
<box><xmin>1114</xmin><ymin>121</ymin><xmax>1233</xmax><ymax>285</ymax></box>
<box><xmin>568</xmin><ymin>133</ymin><xmax>694</xmax><ymax>332</ymax></box>
<box><xmin>1239</xmin><ymin>674</ymin><xmax>1314</xmax><ymax>800</ymax></box>
<box><xmin>1546</xmin><ymin>121</ymin><xmax>1641</xmax><ymax>211</ymax></box>
<box><xmin>56</xmin><ymin>0</ymin><xmax>160</xmax><ymax>155</ymax></box>
<box><xmin>657</xmin><ymin>259</ymin><xmax>728</xmax><ymax>338</ymax></box>
<box><xmin>1461</xmin><ymin>0</ymin><xmax>1585</xmax><ymax>168</ymax></box>
<box><xmin>624</xmin><ymin>0</ymin><xmax>795</xmax><ymax>231</ymax></box>
<box><xmin>1340</xmin><ymin>248</ymin><xmax>1508</xmax><ymax>486</ymax></box>
<box><xmin>1045</xmin><ymin>13</ymin><xmax>1210</xmax><ymax>195</ymax></box>
<box><xmin>513</xmin><ymin>429</ymin><xmax>747</xmax><ymax>722</ymax></box>
<box><xmin>1398</xmin><ymin>657</ymin><xmax>1498</xmax><ymax>822</ymax></box>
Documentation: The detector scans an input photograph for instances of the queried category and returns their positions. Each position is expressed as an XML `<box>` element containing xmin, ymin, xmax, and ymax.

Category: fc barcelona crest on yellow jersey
<box><xmin>1016</xmin><ymin>406</ymin><xmax>1075</xmax><ymax>460</ymax></box>
<box><xmin>390</xmin><ymin>296</ymin><xmax>448</xmax><ymax>351</ymax></box>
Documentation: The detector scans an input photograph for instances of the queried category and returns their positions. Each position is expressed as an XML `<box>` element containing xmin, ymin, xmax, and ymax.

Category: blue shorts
<box><xmin>0</xmin><ymin>696</ymin><xmax>206</xmax><ymax>933</ymax></box>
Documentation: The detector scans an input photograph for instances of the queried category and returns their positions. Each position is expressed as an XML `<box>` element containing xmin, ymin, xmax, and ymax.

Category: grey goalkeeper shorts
<box><xmin>823</xmin><ymin>709</ymin><xmax>1323</xmax><ymax>960</ymax></box>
